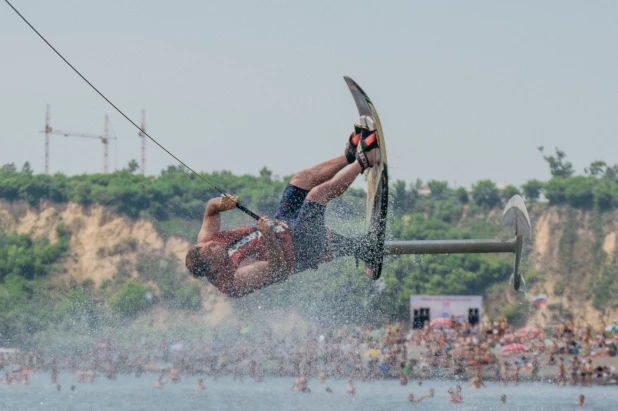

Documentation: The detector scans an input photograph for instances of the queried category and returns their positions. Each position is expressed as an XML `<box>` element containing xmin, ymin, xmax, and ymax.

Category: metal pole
<box><xmin>103</xmin><ymin>115</ymin><xmax>109</xmax><ymax>173</ymax></box>
<box><xmin>384</xmin><ymin>237</ymin><xmax>518</xmax><ymax>255</ymax></box>
<box><xmin>140</xmin><ymin>110</ymin><xmax>146</xmax><ymax>175</ymax></box>
<box><xmin>44</xmin><ymin>104</ymin><xmax>50</xmax><ymax>174</ymax></box>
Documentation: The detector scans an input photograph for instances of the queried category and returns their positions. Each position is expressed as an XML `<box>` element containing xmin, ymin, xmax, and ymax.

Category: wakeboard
<box><xmin>343</xmin><ymin>76</ymin><xmax>388</xmax><ymax>280</ymax></box>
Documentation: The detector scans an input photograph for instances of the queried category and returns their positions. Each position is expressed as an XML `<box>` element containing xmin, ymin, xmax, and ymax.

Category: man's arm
<box><xmin>257</xmin><ymin>217</ymin><xmax>286</xmax><ymax>273</ymax></box>
<box><xmin>231</xmin><ymin>217</ymin><xmax>288</xmax><ymax>295</ymax></box>
<box><xmin>196</xmin><ymin>195</ymin><xmax>239</xmax><ymax>243</ymax></box>
<box><xmin>233</xmin><ymin>259</ymin><xmax>287</xmax><ymax>296</ymax></box>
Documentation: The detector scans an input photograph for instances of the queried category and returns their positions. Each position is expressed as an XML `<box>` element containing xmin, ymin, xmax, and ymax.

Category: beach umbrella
<box><xmin>240</xmin><ymin>326</ymin><xmax>256</xmax><ymax>335</ymax></box>
<box><xmin>430</xmin><ymin>318</ymin><xmax>454</xmax><ymax>327</ymax></box>
<box><xmin>516</xmin><ymin>327</ymin><xmax>543</xmax><ymax>338</ymax></box>
<box><xmin>502</xmin><ymin>343</ymin><xmax>526</xmax><ymax>354</ymax></box>
<box><xmin>605</xmin><ymin>325</ymin><xmax>618</xmax><ymax>332</ymax></box>
<box><xmin>363</xmin><ymin>349</ymin><xmax>382</xmax><ymax>358</ymax></box>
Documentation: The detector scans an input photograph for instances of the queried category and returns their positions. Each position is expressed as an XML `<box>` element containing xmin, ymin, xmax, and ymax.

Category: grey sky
<box><xmin>1</xmin><ymin>0</ymin><xmax>617</xmax><ymax>188</ymax></box>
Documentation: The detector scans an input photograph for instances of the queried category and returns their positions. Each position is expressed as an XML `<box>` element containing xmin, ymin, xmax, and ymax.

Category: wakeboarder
<box><xmin>186</xmin><ymin>126</ymin><xmax>380</xmax><ymax>298</ymax></box>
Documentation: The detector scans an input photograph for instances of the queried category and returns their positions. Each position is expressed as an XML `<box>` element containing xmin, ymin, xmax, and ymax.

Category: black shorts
<box><xmin>275</xmin><ymin>184</ymin><xmax>328</xmax><ymax>273</ymax></box>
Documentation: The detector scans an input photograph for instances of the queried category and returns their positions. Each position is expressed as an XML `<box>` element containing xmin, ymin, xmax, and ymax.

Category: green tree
<box><xmin>471</xmin><ymin>180</ymin><xmax>500</xmax><ymax>208</ymax></box>
<box><xmin>564</xmin><ymin>176</ymin><xmax>595</xmax><ymax>208</ymax></box>
<box><xmin>500</xmin><ymin>185</ymin><xmax>520</xmax><ymax>202</ymax></box>
<box><xmin>605</xmin><ymin>164</ymin><xmax>618</xmax><ymax>182</ymax></box>
<box><xmin>21</xmin><ymin>162</ymin><xmax>33</xmax><ymax>176</ymax></box>
<box><xmin>538</xmin><ymin>146</ymin><xmax>574</xmax><ymax>178</ymax></box>
<box><xmin>427</xmin><ymin>180</ymin><xmax>449</xmax><ymax>200</ymax></box>
<box><xmin>172</xmin><ymin>282</ymin><xmax>202</xmax><ymax>311</ymax></box>
<box><xmin>108</xmin><ymin>280</ymin><xmax>154</xmax><ymax>317</ymax></box>
<box><xmin>544</xmin><ymin>178</ymin><xmax>567</xmax><ymax>205</ymax></box>
<box><xmin>391</xmin><ymin>180</ymin><xmax>416</xmax><ymax>216</ymax></box>
<box><xmin>593</xmin><ymin>177</ymin><xmax>618</xmax><ymax>210</ymax></box>
<box><xmin>259</xmin><ymin>166</ymin><xmax>273</xmax><ymax>181</ymax></box>
<box><xmin>0</xmin><ymin>226</ymin><xmax>69</xmax><ymax>281</ymax></box>
<box><xmin>55</xmin><ymin>289</ymin><xmax>91</xmax><ymax>317</ymax></box>
<box><xmin>455</xmin><ymin>187</ymin><xmax>469</xmax><ymax>204</ymax></box>
<box><xmin>126</xmin><ymin>159</ymin><xmax>140</xmax><ymax>173</ymax></box>
<box><xmin>585</xmin><ymin>161</ymin><xmax>607</xmax><ymax>177</ymax></box>
<box><xmin>521</xmin><ymin>179</ymin><xmax>543</xmax><ymax>201</ymax></box>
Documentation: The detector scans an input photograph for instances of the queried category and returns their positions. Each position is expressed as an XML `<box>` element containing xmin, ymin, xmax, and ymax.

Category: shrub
<box><xmin>500</xmin><ymin>185</ymin><xmax>520</xmax><ymax>202</ymax></box>
<box><xmin>172</xmin><ymin>282</ymin><xmax>202</xmax><ymax>311</ymax></box>
<box><xmin>471</xmin><ymin>180</ymin><xmax>500</xmax><ymax>208</ymax></box>
<box><xmin>500</xmin><ymin>297</ymin><xmax>530</xmax><ymax>327</ymax></box>
<box><xmin>108</xmin><ymin>280</ymin><xmax>154</xmax><ymax>317</ymax></box>
<box><xmin>0</xmin><ymin>227</ymin><xmax>69</xmax><ymax>281</ymax></box>
<box><xmin>455</xmin><ymin>187</ymin><xmax>469</xmax><ymax>204</ymax></box>
<box><xmin>521</xmin><ymin>179</ymin><xmax>544</xmax><ymax>202</ymax></box>
<box><xmin>55</xmin><ymin>289</ymin><xmax>91</xmax><ymax>317</ymax></box>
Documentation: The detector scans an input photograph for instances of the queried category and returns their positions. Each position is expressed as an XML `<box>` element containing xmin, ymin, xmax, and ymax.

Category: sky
<box><xmin>1</xmin><ymin>0</ymin><xmax>617</xmax><ymax>189</ymax></box>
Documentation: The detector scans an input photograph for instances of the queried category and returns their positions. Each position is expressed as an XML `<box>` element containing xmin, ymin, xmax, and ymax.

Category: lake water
<box><xmin>1</xmin><ymin>373</ymin><xmax>617</xmax><ymax>411</ymax></box>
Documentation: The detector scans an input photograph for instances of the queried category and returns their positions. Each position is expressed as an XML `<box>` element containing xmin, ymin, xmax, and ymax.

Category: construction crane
<box><xmin>138</xmin><ymin>110</ymin><xmax>146</xmax><ymax>175</ymax></box>
<box><xmin>42</xmin><ymin>105</ymin><xmax>117</xmax><ymax>173</ymax></box>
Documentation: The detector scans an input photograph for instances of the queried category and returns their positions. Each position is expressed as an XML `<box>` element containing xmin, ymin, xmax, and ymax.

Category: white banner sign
<box><xmin>410</xmin><ymin>295</ymin><xmax>483</xmax><ymax>324</ymax></box>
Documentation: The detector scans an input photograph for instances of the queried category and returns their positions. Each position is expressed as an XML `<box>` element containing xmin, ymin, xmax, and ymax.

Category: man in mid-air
<box><xmin>185</xmin><ymin>125</ymin><xmax>379</xmax><ymax>298</ymax></box>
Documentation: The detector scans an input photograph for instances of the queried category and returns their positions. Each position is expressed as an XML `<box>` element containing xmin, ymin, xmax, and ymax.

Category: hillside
<box><xmin>1</xmin><ymin>197</ymin><xmax>617</xmax><ymax>331</ymax></box>
<box><xmin>3</xmin><ymin>151</ymin><xmax>618</xmax><ymax>346</ymax></box>
<box><xmin>524</xmin><ymin>204</ymin><xmax>618</xmax><ymax>328</ymax></box>
<box><xmin>0</xmin><ymin>199</ymin><xmax>233</xmax><ymax>325</ymax></box>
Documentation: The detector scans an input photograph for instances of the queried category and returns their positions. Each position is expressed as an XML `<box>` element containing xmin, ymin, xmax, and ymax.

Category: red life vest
<box><xmin>206</xmin><ymin>223</ymin><xmax>295</xmax><ymax>297</ymax></box>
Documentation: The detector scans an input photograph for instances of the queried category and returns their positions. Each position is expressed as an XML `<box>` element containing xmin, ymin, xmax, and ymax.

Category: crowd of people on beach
<box><xmin>1</xmin><ymin>317</ymin><xmax>617</xmax><ymax>404</ymax></box>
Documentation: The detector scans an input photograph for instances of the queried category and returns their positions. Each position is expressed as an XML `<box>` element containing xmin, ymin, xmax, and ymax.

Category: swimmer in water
<box><xmin>325</xmin><ymin>387</ymin><xmax>333</xmax><ymax>393</ymax></box>
<box><xmin>408</xmin><ymin>388</ymin><xmax>434</xmax><ymax>403</ymax></box>
<box><xmin>70</xmin><ymin>385</ymin><xmax>76</xmax><ymax>391</ymax></box>
<box><xmin>467</xmin><ymin>375</ymin><xmax>486</xmax><ymax>389</ymax></box>
<box><xmin>400</xmin><ymin>372</ymin><xmax>408</xmax><ymax>386</ymax></box>
<box><xmin>500</xmin><ymin>394</ymin><xmax>506</xmax><ymax>404</ymax></box>
<box><xmin>56</xmin><ymin>384</ymin><xmax>61</xmax><ymax>391</ymax></box>
<box><xmin>196</xmin><ymin>378</ymin><xmax>205</xmax><ymax>390</ymax></box>
<box><xmin>500</xmin><ymin>362</ymin><xmax>508</xmax><ymax>387</ymax></box>
<box><xmin>576</xmin><ymin>394</ymin><xmax>586</xmax><ymax>406</ymax></box>
<box><xmin>448</xmin><ymin>385</ymin><xmax>463</xmax><ymax>403</ymax></box>
<box><xmin>556</xmin><ymin>357</ymin><xmax>566</xmax><ymax>386</ymax></box>
<box><xmin>346</xmin><ymin>379</ymin><xmax>356</xmax><ymax>396</ymax></box>
<box><xmin>293</xmin><ymin>376</ymin><xmax>311</xmax><ymax>393</ymax></box>
<box><xmin>153</xmin><ymin>372</ymin><xmax>164</xmax><ymax>389</ymax></box>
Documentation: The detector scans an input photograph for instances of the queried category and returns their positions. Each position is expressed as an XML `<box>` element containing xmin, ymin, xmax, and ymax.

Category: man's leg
<box><xmin>289</xmin><ymin>155</ymin><xmax>349</xmax><ymax>191</ymax></box>
<box><xmin>275</xmin><ymin>155</ymin><xmax>349</xmax><ymax>223</ymax></box>
<box><xmin>305</xmin><ymin>160</ymin><xmax>366</xmax><ymax>205</ymax></box>
<box><xmin>291</xmin><ymin>156</ymin><xmax>377</xmax><ymax>272</ymax></box>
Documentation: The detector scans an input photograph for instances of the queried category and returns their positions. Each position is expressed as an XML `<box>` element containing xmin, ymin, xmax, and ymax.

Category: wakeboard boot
<box><xmin>344</xmin><ymin>124</ymin><xmax>363</xmax><ymax>164</ymax></box>
<box><xmin>355</xmin><ymin>128</ymin><xmax>378</xmax><ymax>173</ymax></box>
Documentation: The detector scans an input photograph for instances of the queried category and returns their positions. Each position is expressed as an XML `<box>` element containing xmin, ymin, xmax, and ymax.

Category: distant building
<box><xmin>417</xmin><ymin>185</ymin><xmax>431</xmax><ymax>196</ymax></box>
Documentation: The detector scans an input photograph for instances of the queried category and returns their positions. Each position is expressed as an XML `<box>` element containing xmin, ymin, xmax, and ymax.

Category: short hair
<box><xmin>186</xmin><ymin>245</ymin><xmax>215</xmax><ymax>280</ymax></box>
